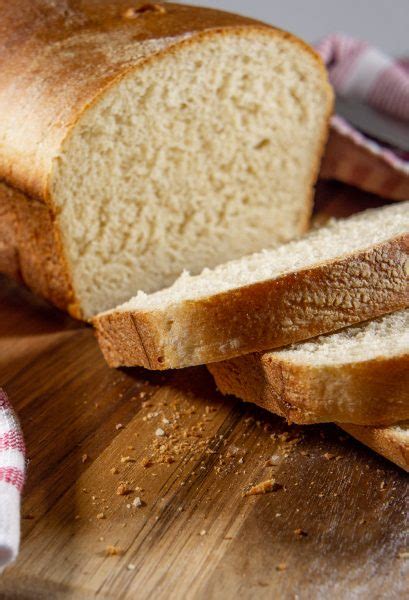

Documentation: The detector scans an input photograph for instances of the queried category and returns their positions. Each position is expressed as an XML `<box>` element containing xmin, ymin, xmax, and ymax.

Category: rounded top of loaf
<box><xmin>0</xmin><ymin>1</ymin><xmax>328</xmax><ymax>201</ymax></box>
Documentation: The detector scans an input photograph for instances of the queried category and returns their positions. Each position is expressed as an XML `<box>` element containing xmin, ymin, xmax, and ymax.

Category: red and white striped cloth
<box><xmin>315</xmin><ymin>34</ymin><xmax>409</xmax><ymax>173</ymax></box>
<box><xmin>0</xmin><ymin>388</ymin><xmax>25</xmax><ymax>571</ymax></box>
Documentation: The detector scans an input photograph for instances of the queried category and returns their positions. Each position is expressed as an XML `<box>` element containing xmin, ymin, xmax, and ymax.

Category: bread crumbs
<box><xmin>245</xmin><ymin>479</ymin><xmax>283</xmax><ymax>496</ymax></box>
<box><xmin>294</xmin><ymin>528</ymin><xmax>308</xmax><ymax>537</ymax></box>
<box><xmin>266</xmin><ymin>455</ymin><xmax>281</xmax><ymax>466</ymax></box>
<box><xmin>105</xmin><ymin>545</ymin><xmax>123</xmax><ymax>556</ymax></box>
<box><xmin>116</xmin><ymin>483</ymin><xmax>132</xmax><ymax>496</ymax></box>
<box><xmin>120</xmin><ymin>456</ymin><xmax>136</xmax><ymax>463</ymax></box>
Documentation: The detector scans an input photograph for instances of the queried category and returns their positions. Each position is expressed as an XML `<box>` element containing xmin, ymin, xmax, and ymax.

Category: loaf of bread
<box><xmin>340</xmin><ymin>422</ymin><xmax>409</xmax><ymax>472</ymax></box>
<box><xmin>209</xmin><ymin>310</ymin><xmax>409</xmax><ymax>426</ymax></box>
<box><xmin>94</xmin><ymin>202</ymin><xmax>409</xmax><ymax>369</ymax></box>
<box><xmin>0</xmin><ymin>1</ymin><xmax>333</xmax><ymax>319</ymax></box>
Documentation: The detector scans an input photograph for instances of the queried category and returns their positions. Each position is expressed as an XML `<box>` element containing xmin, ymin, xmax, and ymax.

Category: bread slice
<box><xmin>0</xmin><ymin>2</ymin><xmax>333</xmax><ymax>319</ymax></box>
<box><xmin>94</xmin><ymin>202</ymin><xmax>409</xmax><ymax>369</ymax></box>
<box><xmin>209</xmin><ymin>310</ymin><xmax>409</xmax><ymax>426</ymax></box>
<box><xmin>320</xmin><ymin>123</ymin><xmax>409</xmax><ymax>201</ymax></box>
<box><xmin>340</xmin><ymin>422</ymin><xmax>409</xmax><ymax>471</ymax></box>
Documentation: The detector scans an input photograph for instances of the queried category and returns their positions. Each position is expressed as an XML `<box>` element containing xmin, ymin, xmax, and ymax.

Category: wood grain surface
<box><xmin>0</xmin><ymin>183</ymin><xmax>408</xmax><ymax>599</ymax></box>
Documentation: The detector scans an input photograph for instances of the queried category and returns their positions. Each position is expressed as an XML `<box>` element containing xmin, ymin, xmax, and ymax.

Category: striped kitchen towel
<box><xmin>316</xmin><ymin>33</ymin><xmax>408</xmax><ymax>122</ymax></box>
<box><xmin>0</xmin><ymin>388</ymin><xmax>25</xmax><ymax>571</ymax></box>
<box><xmin>316</xmin><ymin>34</ymin><xmax>409</xmax><ymax>181</ymax></box>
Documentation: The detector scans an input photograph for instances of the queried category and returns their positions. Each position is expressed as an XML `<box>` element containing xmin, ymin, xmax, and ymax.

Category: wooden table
<box><xmin>0</xmin><ymin>183</ymin><xmax>408</xmax><ymax>599</ymax></box>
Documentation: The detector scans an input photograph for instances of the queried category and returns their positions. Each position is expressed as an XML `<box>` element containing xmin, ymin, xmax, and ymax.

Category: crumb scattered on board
<box><xmin>116</xmin><ymin>483</ymin><xmax>132</xmax><ymax>496</ymax></box>
<box><xmin>80</xmin><ymin>387</ymin><xmax>312</xmax><ymax>541</ymax></box>
<box><xmin>294</xmin><ymin>528</ymin><xmax>308</xmax><ymax>537</ymax></box>
<box><xmin>105</xmin><ymin>545</ymin><xmax>123</xmax><ymax>556</ymax></box>
<box><xmin>245</xmin><ymin>479</ymin><xmax>283</xmax><ymax>496</ymax></box>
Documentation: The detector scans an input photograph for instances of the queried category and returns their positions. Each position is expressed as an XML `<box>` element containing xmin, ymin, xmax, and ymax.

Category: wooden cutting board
<box><xmin>0</xmin><ymin>183</ymin><xmax>408</xmax><ymax>599</ymax></box>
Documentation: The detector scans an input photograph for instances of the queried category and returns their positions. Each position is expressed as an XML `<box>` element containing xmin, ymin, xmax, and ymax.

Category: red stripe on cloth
<box><xmin>369</xmin><ymin>65</ymin><xmax>409</xmax><ymax>121</ymax></box>
<box><xmin>315</xmin><ymin>34</ymin><xmax>409</xmax><ymax>123</ymax></box>
<box><xmin>0</xmin><ymin>389</ymin><xmax>11</xmax><ymax>409</ymax></box>
<box><xmin>315</xmin><ymin>34</ymin><xmax>368</xmax><ymax>89</ymax></box>
<box><xmin>0</xmin><ymin>467</ymin><xmax>25</xmax><ymax>492</ymax></box>
<box><xmin>0</xmin><ymin>430</ymin><xmax>25</xmax><ymax>453</ymax></box>
<box><xmin>331</xmin><ymin>38</ymin><xmax>366</xmax><ymax>89</ymax></box>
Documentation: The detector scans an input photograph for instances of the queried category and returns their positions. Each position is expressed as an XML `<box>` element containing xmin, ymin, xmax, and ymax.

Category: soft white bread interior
<box><xmin>340</xmin><ymin>422</ymin><xmax>409</xmax><ymax>472</ymax></box>
<box><xmin>266</xmin><ymin>309</ymin><xmax>409</xmax><ymax>366</ymax></box>
<box><xmin>209</xmin><ymin>310</ymin><xmax>409</xmax><ymax>426</ymax></box>
<box><xmin>94</xmin><ymin>202</ymin><xmax>409</xmax><ymax>369</ymax></box>
<box><xmin>114</xmin><ymin>203</ymin><xmax>408</xmax><ymax>312</ymax></box>
<box><xmin>52</xmin><ymin>30</ymin><xmax>332</xmax><ymax>318</ymax></box>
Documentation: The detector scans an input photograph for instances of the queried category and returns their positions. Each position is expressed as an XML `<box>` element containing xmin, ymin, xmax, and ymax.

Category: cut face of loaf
<box><xmin>0</xmin><ymin>2</ymin><xmax>333</xmax><ymax>319</ymax></box>
<box><xmin>209</xmin><ymin>310</ymin><xmax>409</xmax><ymax>426</ymax></box>
<box><xmin>94</xmin><ymin>202</ymin><xmax>409</xmax><ymax>369</ymax></box>
<box><xmin>340</xmin><ymin>422</ymin><xmax>409</xmax><ymax>472</ymax></box>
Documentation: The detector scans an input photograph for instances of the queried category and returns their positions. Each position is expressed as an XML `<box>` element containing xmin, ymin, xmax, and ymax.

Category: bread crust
<box><xmin>94</xmin><ymin>235</ymin><xmax>409</xmax><ymax>369</ymax></box>
<box><xmin>320</xmin><ymin>127</ymin><xmax>409</xmax><ymax>201</ymax></box>
<box><xmin>0</xmin><ymin>1</ymin><xmax>329</xmax><ymax>202</ymax></box>
<box><xmin>209</xmin><ymin>351</ymin><xmax>409</xmax><ymax>426</ymax></box>
<box><xmin>0</xmin><ymin>181</ymin><xmax>77</xmax><ymax>314</ymax></box>
<box><xmin>0</xmin><ymin>183</ymin><xmax>20</xmax><ymax>281</ymax></box>
<box><xmin>340</xmin><ymin>423</ymin><xmax>409</xmax><ymax>471</ymax></box>
<box><xmin>0</xmin><ymin>1</ymin><xmax>332</xmax><ymax>318</ymax></box>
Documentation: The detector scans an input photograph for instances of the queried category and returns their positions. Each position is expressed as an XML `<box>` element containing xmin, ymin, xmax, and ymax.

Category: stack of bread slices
<box><xmin>0</xmin><ymin>2</ymin><xmax>407</xmax><ymax>469</ymax></box>
<box><xmin>94</xmin><ymin>201</ymin><xmax>409</xmax><ymax>471</ymax></box>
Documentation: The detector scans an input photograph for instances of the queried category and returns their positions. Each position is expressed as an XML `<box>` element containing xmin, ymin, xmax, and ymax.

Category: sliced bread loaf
<box><xmin>94</xmin><ymin>202</ymin><xmax>409</xmax><ymax>369</ymax></box>
<box><xmin>0</xmin><ymin>1</ymin><xmax>332</xmax><ymax>319</ymax></box>
<box><xmin>209</xmin><ymin>310</ymin><xmax>409</xmax><ymax>426</ymax></box>
<box><xmin>340</xmin><ymin>422</ymin><xmax>409</xmax><ymax>472</ymax></box>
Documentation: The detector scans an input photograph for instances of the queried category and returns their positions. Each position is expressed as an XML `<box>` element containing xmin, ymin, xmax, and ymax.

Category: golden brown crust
<box><xmin>0</xmin><ymin>184</ymin><xmax>20</xmax><ymax>281</ymax></box>
<box><xmin>209</xmin><ymin>351</ymin><xmax>409</xmax><ymax>426</ymax></box>
<box><xmin>94</xmin><ymin>234</ymin><xmax>409</xmax><ymax>369</ymax></box>
<box><xmin>320</xmin><ymin>127</ymin><xmax>409</xmax><ymax>201</ymax></box>
<box><xmin>0</xmin><ymin>0</ymin><xmax>325</xmax><ymax>202</ymax></box>
<box><xmin>0</xmin><ymin>181</ymin><xmax>77</xmax><ymax>314</ymax></box>
<box><xmin>340</xmin><ymin>423</ymin><xmax>409</xmax><ymax>472</ymax></box>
